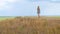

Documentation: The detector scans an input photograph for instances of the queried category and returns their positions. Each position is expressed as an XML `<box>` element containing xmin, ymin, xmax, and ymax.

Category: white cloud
<box><xmin>0</xmin><ymin>0</ymin><xmax>18</xmax><ymax>10</ymax></box>
<box><xmin>42</xmin><ymin>2</ymin><xmax>60</xmax><ymax>16</ymax></box>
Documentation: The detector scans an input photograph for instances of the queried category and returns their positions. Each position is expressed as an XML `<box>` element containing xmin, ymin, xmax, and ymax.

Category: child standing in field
<box><xmin>37</xmin><ymin>6</ymin><xmax>40</xmax><ymax>17</ymax></box>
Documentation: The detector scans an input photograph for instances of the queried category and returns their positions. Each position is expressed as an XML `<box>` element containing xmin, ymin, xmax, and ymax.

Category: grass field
<box><xmin>0</xmin><ymin>16</ymin><xmax>60</xmax><ymax>34</ymax></box>
<box><xmin>0</xmin><ymin>16</ymin><xmax>15</xmax><ymax>21</ymax></box>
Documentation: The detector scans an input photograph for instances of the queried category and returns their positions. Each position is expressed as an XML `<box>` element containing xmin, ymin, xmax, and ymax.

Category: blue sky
<box><xmin>0</xmin><ymin>0</ymin><xmax>60</xmax><ymax>16</ymax></box>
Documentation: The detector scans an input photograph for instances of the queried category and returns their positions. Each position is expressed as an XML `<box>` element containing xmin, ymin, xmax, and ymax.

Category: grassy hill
<box><xmin>0</xmin><ymin>16</ymin><xmax>60</xmax><ymax>34</ymax></box>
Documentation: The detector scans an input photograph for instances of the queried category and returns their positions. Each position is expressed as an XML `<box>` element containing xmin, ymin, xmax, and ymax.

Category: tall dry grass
<box><xmin>0</xmin><ymin>17</ymin><xmax>60</xmax><ymax>34</ymax></box>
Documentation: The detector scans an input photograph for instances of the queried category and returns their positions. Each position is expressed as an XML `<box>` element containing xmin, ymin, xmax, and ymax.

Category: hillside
<box><xmin>0</xmin><ymin>16</ymin><xmax>60</xmax><ymax>34</ymax></box>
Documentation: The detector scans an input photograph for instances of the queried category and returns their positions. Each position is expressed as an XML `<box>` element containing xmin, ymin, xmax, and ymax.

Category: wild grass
<box><xmin>0</xmin><ymin>16</ymin><xmax>60</xmax><ymax>34</ymax></box>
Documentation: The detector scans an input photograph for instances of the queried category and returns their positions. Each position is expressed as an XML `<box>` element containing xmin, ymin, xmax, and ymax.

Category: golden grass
<box><xmin>0</xmin><ymin>17</ymin><xmax>60</xmax><ymax>34</ymax></box>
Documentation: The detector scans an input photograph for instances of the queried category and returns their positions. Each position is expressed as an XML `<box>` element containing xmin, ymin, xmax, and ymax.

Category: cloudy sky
<box><xmin>0</xmin><ymin>0</ymin><xmax>60</xmax><ymax>16</ymax></box>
